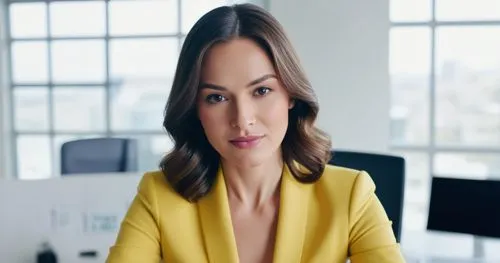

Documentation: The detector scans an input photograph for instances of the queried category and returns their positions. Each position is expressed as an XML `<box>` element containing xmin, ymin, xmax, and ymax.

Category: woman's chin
<box><xmin>221</xmin><ymin>149</ymin><xmax>281</xmax><ymax>168</ymax></box>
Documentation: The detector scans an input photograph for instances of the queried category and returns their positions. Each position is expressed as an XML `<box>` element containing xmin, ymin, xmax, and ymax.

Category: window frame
<box><xmin>3</xmin><ymin>0</ymin><xmax>248</xmax><ymax>178</ymax></box>
<box><xmin>390</xmin><ymin>0</ymin><xmax>500</xmax><ymax>230</ymax></box>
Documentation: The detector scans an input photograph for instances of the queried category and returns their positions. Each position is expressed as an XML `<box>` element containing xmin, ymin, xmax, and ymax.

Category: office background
<box><xmin>0</xmin><ymin>0</ymin><xmax>500</xmax><ymax>261</ymax></box>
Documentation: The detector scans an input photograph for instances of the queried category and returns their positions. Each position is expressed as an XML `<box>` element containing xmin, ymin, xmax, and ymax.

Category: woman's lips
<box><xmin>229</xmin><ymin>135</ymin><xmax>264</xmax><ymax>149</ymax></box>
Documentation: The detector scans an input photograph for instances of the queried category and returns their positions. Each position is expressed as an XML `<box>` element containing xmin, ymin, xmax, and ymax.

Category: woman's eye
<box><xmin>205</xmin><ymin>94</ymin><xmax>227</xmax><ymax>104</ymax></box>
<box><xmin>255</xmin><ymin>87</ymin><xmax>271</xmax><ymax>96</ymax></box>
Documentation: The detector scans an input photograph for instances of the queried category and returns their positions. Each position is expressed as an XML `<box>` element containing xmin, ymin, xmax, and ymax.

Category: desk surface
<box><xmin>402</xmin><ymin>231</ymin><xmax>500</xmax><ymax>263</ymax></box>
<box><xmin>0</xmin><ymin>173</ymin><xmax>142</xmax><ymax>263</ymax></box>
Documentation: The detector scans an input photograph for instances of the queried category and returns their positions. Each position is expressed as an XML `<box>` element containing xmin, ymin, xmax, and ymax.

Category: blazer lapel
<box><xmin>197</xmin><ymin>164</ymin><xmax>312</xmax><ymax>263</ymax></box>
<box><xmin>273</xmin><ymin>164</ymin><xmax>312</xmax><ymax>263</ymax></box>
<box><xmin>197</xmin><ymin>167</ymin><xmax>239</xmax><ymax>263</ymax></box>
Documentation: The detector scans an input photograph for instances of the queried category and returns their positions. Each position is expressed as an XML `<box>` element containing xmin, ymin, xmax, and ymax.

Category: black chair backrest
<box><xmin>61</xmin><ymin>138</ymin><xmax>138</xmax><ymax>175</ymax></box>
<box><xmin>328</xmin><ymin>150</ymin><xmax>405</xmax><ymax>242</ymax></box>
<box><xmin>427</xmin><ymin>177</ymin><xmax>500</xmax><ymax>238</ymax></box>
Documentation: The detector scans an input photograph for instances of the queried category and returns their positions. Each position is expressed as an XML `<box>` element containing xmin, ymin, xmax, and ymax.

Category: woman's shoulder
<box><xmin>138</xmin><ymin>170</ymin><xmax>167</xmax><ymax>190</ymax></box>
<box><xmin>319</xmin><ymin>164</ymin><xmax>363</xmax><ymax>184</ymax></box>
<box><xmin>315</xmin><ymin>164</ymin><xmax>376</xmax><ymax>197</ymax></box>
<box><xmin>137</xmin><ymin>170</ymin><xmax>190</xmax><ymax>205</ymax></box>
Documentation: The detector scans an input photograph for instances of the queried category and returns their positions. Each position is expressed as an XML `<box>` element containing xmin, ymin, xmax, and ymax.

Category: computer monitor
<box><xmin>427</xmin><ymin>177</ymin><xmax>500</xmax><ymax>238</ymax></box>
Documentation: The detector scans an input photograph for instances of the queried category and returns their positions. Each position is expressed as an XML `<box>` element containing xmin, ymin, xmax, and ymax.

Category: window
<box><xmin>390</xmin><ymin>0</ymin><xmax>500</xmax><ymax>235</ymax></box>
<box><xmin>5</xmin><ymin>0</ymin><xmax>241</xmax><ymax>179</ymax></box>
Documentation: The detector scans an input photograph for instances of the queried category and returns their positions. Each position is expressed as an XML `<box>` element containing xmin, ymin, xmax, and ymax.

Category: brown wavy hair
<box><xmin>160</xmin><ymin>3</ymin><xmax>332</xmax><ymax>202</ymax></box>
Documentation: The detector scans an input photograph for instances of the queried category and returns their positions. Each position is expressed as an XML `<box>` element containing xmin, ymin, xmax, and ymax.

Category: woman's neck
<box><xmin>221</xmin><ymin>155</ymin><xmax>283</xmax><ymax>211</ymax></box>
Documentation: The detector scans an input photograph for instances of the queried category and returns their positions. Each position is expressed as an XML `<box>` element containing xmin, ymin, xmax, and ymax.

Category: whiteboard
<box><xmin>0</xmin><ymin>172</ymin><xmax>143</xmax><ymax>263</ymax></box>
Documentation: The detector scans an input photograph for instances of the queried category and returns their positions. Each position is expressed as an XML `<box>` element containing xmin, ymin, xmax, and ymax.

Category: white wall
<box><xmin>270</xmin><ymin>0</ymin><xmax>390</xmax><ymax>153</ymax></box>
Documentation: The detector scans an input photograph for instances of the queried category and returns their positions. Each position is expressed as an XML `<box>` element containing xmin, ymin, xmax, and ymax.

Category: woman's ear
<box><xmin>289</xmin><ymin>99</ymin><xmax>295</xmax><ymax>109</ymax></box>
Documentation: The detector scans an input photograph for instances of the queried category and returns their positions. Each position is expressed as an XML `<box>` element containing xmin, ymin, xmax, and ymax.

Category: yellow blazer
<box><xmin>106</xmin><ymin>164</ymin><xmax>405</xmax><ymax>263</ymax></box>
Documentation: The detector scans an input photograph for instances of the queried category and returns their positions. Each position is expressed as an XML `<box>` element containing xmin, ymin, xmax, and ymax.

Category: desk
<box><xmin>0</xmin><ymin>173</ymin><xmax>142</xmax><ymax>263</ymax></box>
<box><xmin>405</xmin><ymin>254</ymin><xmax>499</xmax><ymax>263</ymax></box>
<box><xmin>402</xmin><ymin>231</ymin><xmax>500</xmax><ymax>263</ymax></box>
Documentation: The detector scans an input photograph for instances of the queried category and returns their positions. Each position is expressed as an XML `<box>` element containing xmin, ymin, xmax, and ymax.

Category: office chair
<box><xmin>60</xmin><ymin>138</ymin><xmax>138</xmax><ymax>175</ymax></box>
<box><xmin>328</xmin><ymin>150</ymin><xmax>405</xmax><ymax>243</ymax></box>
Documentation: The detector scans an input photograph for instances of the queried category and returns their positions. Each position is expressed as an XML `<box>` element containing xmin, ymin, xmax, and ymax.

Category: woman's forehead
<box><xmin>201</xmin><ymin>38</ymin><xmax>276</xmax><ymax>80</ymax></box>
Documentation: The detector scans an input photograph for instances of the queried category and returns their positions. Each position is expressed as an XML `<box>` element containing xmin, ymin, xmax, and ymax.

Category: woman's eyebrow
<box><xmin>246</xmin><ymin>74</ymin><xmax>277</xmax><ymax>87</ymax></box>
<box><xmin>199</xmin><ymin>73</ymin><xmax>277</xmax><ymax>90</ymax></box>
<box><xmin>199</xmin><ymin>83</ymin><xmax>226</xmax><ymax>91</ymax></box>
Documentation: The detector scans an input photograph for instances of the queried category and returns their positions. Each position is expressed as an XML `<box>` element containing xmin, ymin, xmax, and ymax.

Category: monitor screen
<box><xmin>427</xmin><ymin>177</ymin><xmax>500</xmax><ymax>238</ymax></box>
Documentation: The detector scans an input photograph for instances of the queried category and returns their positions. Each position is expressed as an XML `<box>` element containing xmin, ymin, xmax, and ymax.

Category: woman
<box><xmin>106</xmin><ymin>4</ymin><xmax>405</xmax><ymax>263</ymax></box>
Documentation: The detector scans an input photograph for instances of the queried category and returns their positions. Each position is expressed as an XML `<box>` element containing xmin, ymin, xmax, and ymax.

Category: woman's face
<box><xmin>197</xmin><ymin>38</ymin><xmax>293</xmax><ymax>167</ymax></box>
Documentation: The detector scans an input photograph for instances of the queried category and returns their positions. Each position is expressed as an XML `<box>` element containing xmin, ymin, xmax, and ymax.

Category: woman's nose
<box><xmin>229</xmin><ymin>99</ymin><xmax>256</xmax><ymax>130</ymax></box>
